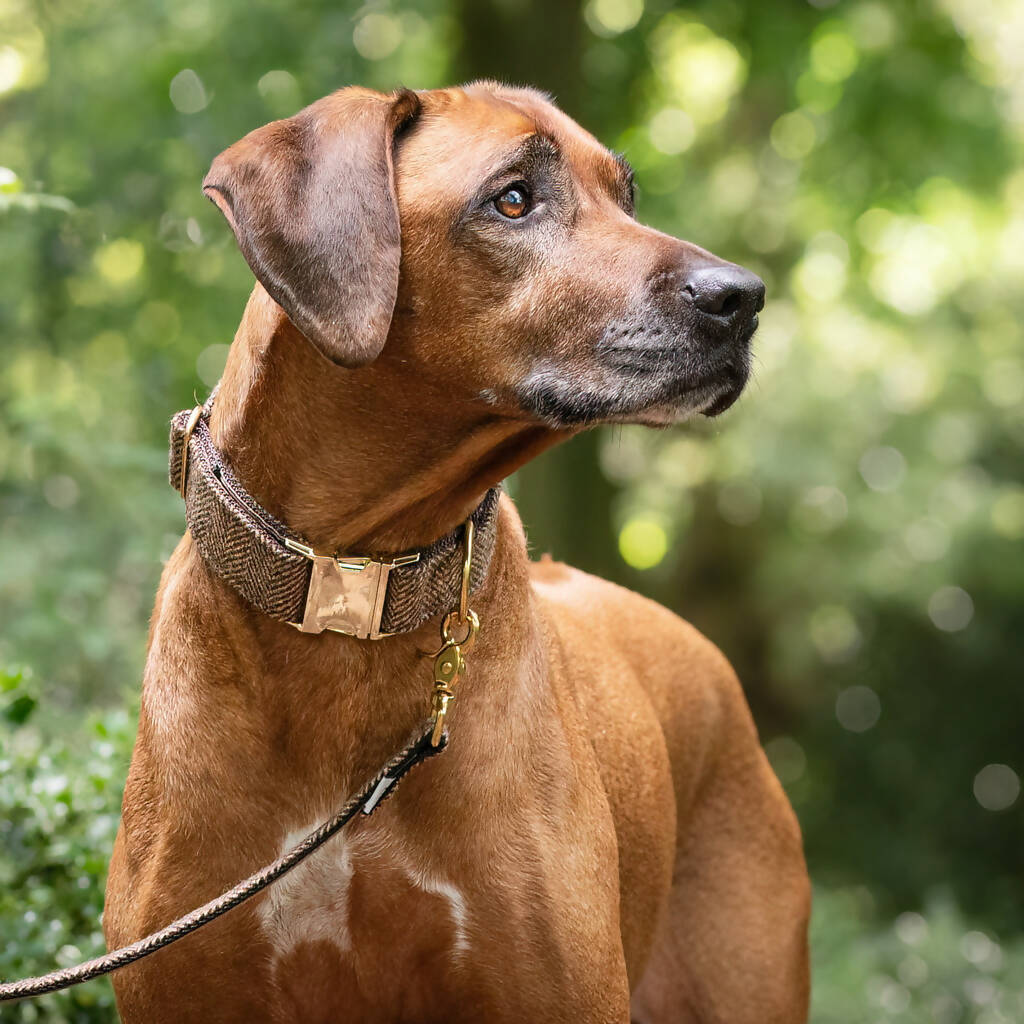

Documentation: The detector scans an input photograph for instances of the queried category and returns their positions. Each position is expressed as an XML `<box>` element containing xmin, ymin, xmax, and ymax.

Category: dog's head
<box><xmin>204</xmin><ymin>83</ymin><xmax>763</xmax><ymax>428</ymax></box>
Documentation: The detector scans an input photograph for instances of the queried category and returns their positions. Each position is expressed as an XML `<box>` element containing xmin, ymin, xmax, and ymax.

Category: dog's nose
<box><xmin>684</xmin><ymin>265</ymin><xmax>765</xmax><ymax>321</ymax></box>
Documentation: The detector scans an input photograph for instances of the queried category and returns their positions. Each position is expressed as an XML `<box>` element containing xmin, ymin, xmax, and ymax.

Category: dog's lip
<box><xmin>599</xmin><ymin>315</ymin><xmax>759</xmax><ymax>360</ymax></box>
<box><xmin>593</xmin><ymin>349</ymin><xmax>748</xmax><ymax>419</ymax></box>
<box><xmin>601</xmin><ymin>317</ymin><xmax>757</xmax><ymax>418</ymax></box>
<box><xmin>701</xmin><ymin>382</ymin><xmax>744</xmax><ymax>417</ymax></box>
<box><xmin>698</xmin><ymin>358</ymin><xmax>750</xmax><ymax>417</ymax></box>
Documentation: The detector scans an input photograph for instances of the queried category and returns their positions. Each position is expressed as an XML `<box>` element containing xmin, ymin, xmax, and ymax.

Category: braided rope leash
<box><xmin>0</xmin><ymin>727</ymin><xmax>446</xmax><ymax>1003</ymax></box>
<box><xmin>1</xmin><ymin>416</ymin><xmax>483</xmax><ymax>1005</ymax></box>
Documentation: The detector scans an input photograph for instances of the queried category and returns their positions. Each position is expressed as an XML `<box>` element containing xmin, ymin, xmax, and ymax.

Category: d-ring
<box><xmin>441</xmin><ymin>609</ymin><xmax>479</xmax><ymax>651</ymax></box>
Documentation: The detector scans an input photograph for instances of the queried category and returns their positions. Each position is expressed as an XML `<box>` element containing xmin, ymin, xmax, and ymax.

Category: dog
<box><xmin>103</xmin><ymin>82</ymin><xmax>810</xmax><ymax>1023</ymax></box>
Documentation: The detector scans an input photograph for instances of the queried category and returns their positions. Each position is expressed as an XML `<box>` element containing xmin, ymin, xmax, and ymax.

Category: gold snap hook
<box><xmin>428</xmin><ymin>516</ymin><xmax>480</xmax><ymax>747</ymax></box>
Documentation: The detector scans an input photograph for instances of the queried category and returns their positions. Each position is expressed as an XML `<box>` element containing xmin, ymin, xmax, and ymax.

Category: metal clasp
<box><xmin>428</xmin><ymin>518</ymin><xmax>480</xmax><ymax>746</ymax></box>
<box><xmin>286</xmin><ymin>539</ymin><xmax>419</xmax><ymax>640</ymax></box>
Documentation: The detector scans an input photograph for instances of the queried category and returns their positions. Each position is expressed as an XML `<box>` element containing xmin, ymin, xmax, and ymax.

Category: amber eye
<box><xmin>494</xmin><ymin>185</ymin><xmax>530</xmax><ymax>219</ymax></box>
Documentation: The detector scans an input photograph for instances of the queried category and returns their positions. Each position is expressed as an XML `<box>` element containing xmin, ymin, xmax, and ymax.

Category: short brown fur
<box><xmin>105</xmin><ymin>83</ymin><xmax>809</xmax><ymax>1023</ymax></box>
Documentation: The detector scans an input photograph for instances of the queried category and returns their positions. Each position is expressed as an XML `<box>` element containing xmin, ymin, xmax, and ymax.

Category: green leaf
<box><xmin>4</xmin><ymin>694</ymin><xmax>38</xmax><ymax>725</ymax></box>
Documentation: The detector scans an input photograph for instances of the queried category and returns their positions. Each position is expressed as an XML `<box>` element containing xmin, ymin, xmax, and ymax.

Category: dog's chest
<box><xmin>257</xmin><ymin>823</ymin><xmax>471</xmax><ymax>969</ymax></box>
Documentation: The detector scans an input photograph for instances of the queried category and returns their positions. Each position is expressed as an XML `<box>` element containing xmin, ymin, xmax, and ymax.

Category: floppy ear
<box><xmin>202</xmin><ymin>87</ymin><xmax>420</xmax><ymax>367</ymax></box>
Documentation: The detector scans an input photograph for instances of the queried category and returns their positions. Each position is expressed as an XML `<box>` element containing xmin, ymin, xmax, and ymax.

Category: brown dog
<box><xmin>104</xmin><ymin>83</ymin><xmax>810</xmax><ymax>1023</ymax></box>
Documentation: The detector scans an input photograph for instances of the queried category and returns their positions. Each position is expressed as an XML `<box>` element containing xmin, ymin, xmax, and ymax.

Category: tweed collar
<box><xmin>168</xmin><ymin>397</ymin><xmax>500</xmax><ymax>640</ymax></box>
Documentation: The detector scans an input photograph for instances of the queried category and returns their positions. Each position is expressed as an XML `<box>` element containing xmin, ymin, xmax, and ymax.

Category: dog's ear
<box><xmin>202</xmin><ymin>87</ymin><xmax>420</xmax><ymax>368</ymax></box>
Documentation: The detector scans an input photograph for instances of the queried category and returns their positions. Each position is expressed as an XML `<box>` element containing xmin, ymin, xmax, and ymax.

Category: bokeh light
<box><xmin>835</xmin><ymin>684</ymin><xmax>881</xmax><ymax>732</ymax></box>
<box><xmin>973</xmin><ymin>764</ymin><xmax>1020</xmax><ymax>811</ymax></box>
<box><xmin>168</xmin><ymin>69</ymin><xmax>209</xmax><ymax>114</ymax></box>
<box><xmin>617</xmin><ymin>518</ymin><xmax>668</xmax><ymax>570</ymax></box>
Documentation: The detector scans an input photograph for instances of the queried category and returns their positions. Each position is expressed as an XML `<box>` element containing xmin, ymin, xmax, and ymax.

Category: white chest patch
<box><xmin>257</xmin><ymin>825</ymin><xmax>471</xmax><ymax>960</ymax></box>
<box><xmin>258</xmin><ymin>827</ymin><xmax>358</xmax><ymax>955</ymax></box>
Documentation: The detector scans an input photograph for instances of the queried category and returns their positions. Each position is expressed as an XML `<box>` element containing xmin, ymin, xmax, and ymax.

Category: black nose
<box><xmin>684</xmin><ymin>265</ymin><xmax>765</xmax><ymax>321</ymax></box>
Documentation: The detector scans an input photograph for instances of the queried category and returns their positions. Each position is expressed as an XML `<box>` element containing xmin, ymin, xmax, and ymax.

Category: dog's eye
<box><xmin>494</xmin><ymin>185</ymin><xmax>530</xmax><ymax>219</ymax></box>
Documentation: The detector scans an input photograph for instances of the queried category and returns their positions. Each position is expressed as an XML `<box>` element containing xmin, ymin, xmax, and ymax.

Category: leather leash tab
<box><xmin>362</xmin><ymin>728</ymin><xmax>448</xmax><ymax>815</ymax></box>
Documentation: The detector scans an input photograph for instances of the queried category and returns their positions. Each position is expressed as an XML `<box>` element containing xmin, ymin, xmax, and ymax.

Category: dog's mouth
<box><xmin>512</xmin><ymin>313</ymin><xmax>757</xmax><ymax>429</ymax></box>
<box><xmin>620</xmin><ymin>363</ymin><xmax>750</xmax><ymax>427</ymax></box>
<box><xmin>604</xmin><ymin>330</ymin><xmax>754</xmax><ymax>424</ymax></box>
<box><xmin>700</xmin><ymin>380</ymin><xmax>745</xmax><ymax>418</ymax></box>
<box><xmin>697</xmin><ymin>351</ymin><xmax>752</xmax><ymax>417</ymax></box>
<box><xmin>678</xmin><ymin>315</ymin><xmax>757</xmax><ymax>419</ymax></box>
<box><xmin>514</xmin><ymin>356</ymin><xmax>751</xmax><ymax>429</ymax></box>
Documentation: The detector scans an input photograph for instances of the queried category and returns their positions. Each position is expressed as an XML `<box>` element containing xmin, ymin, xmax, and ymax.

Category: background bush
<box><xmin>1</xmin><ymin>672</ymin><xmax>130</xmax><ymax>1021</ymax></box>
<box><xmin>1</xmin><ymin>0</ymin><xmax>1021</xmax><ymax>1019</ymax></box>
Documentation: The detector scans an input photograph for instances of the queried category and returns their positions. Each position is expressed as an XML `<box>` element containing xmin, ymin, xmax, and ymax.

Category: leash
<box><xmin>1</xmin><ymin>400</ymin><xmax>486</xmax><ymax>1003</ymax></box>
<box><xmin>0</xmin><ymin>727</ymin><xmax>447</xmax><ymax>1003</ymax></box>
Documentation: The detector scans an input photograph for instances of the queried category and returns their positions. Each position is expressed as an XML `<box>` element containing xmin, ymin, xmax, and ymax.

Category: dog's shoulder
<box><xmin>527</xmin><ymin>556</ymin><xmax>740</xmax><ymax>703</ymax></box>
<box><xmin>528</xmin><ymin>557</ymin><xmax>764</xmax><ymax>823</ymax></box>
<box><xmin>529</xmin><ymin>554</ymin><xmax>717</xmax><ymax>647</ymax></box>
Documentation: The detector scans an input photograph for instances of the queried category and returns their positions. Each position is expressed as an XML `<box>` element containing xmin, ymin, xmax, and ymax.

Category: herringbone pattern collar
<box><xmin>168</xmin><ymin>398</ymin><xmax>500</xmax><ymax>640</ymax></box>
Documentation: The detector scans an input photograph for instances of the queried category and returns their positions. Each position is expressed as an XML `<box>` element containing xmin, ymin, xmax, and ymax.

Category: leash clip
<box><xmin>429</xmin><ymin>519</ymin><xmax>480</xmax><ymax>746</ymax></box>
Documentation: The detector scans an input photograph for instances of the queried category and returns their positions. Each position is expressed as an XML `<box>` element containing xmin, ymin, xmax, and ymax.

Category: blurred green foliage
<box><xmin>1</xmin><ymin>674</ymin><xmax>129</xmax><ymax>1021</ymax></box>
<box><xmin>810</xmin><ymin>888</ymin><xmax>1024</xmax><ymax>1023</ymax></box>
<box><xmin>1</xmin><ymin>0</ymin><xmax>1021</xmax><ymax>1019</ymax></box>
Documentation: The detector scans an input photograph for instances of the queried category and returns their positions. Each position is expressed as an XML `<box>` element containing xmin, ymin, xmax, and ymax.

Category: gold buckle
<box><xmin>286</xmin><ymin>539</ymin><xmax>419</xmax><ymax>640</ymax></box>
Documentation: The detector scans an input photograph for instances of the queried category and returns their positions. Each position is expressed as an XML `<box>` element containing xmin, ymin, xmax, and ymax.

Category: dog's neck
<box><xmin>208</xmin><ymin>286</ymin><xmax>558</xmax><ymax>556</ymax></box>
